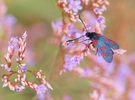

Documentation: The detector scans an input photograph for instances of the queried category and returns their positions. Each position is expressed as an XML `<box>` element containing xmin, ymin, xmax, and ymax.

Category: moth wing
<box><xmin>107</xmin><ymin>38</ymin><xmax>119</xmax><ymax>49</ymax></box>
<box><xmin>94</xmin><ymin>38</ymin><xmax>114</xmax><ymax>63</ymax></box>
<box><xmin>98</xmin><ymin>35</ymin><xmax>119</xmax><ymax>49</ymax></box>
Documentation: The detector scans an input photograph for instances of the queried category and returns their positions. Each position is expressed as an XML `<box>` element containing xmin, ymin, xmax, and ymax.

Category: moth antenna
<box><xmin>66</xmin><ymin>34</ymin><xmax>86</xmax><ymax>43</ymax></box>
<box><xmin>78</xmin><ymin>15</ymin><xmax>88</xmax><ymax>32</ymax></box>
<box><xmin>66</xmin><ymin>15</ymin><xmax>88</xmax><ymax>43</ymax></box>
<box><xmin>79</xmin><ymin>39</ymin><xmax>90</xmax><ymax>43</ymax></box>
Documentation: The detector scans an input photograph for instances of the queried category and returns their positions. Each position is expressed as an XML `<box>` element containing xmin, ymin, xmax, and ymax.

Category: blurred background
<box><xmin>0</xmin><ymin>0</ymin><xmax>135</xmax><ymax>100</ymax></box>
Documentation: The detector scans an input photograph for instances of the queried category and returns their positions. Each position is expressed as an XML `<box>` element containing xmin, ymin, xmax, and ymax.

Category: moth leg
<box><xmin>90</xmin><ymin>41</ymin><xmax>93</xmax><ymax>45</ymax></box>
<box><xmin>88</xmin><ymin>42</ymin><xmax>98</xmax><ymax>55</ymax></box>
<box><xmin>87</xmin><ymin>41</ymin><xmax>93</xmax><ymax>48</ymax></box>
<box><xmin>92</xmin><ymin>43</ymin><xmax>98</xmax><ymax>55</ymax></box>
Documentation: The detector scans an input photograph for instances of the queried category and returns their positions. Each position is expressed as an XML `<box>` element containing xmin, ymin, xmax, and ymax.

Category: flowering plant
<box><xmin>1</xmin><ymin>32</ymin><xmax>53</xmax><ymax>95</ymax></box>
<box><xmin>51</xmin><ymin>0</ymin><xmax>134</xmax><ymax>100</ymax></box>
<box><xmin>0</xmin><ymin>0</ymin><xmax>135</xmax><ymax>100</ymax></box>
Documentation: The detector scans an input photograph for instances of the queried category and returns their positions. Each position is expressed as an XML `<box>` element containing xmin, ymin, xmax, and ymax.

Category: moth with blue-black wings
<box><xmin>66</xmin><ymin>15</ymin><xmax>119</xmax><ymax>63</ymax></box>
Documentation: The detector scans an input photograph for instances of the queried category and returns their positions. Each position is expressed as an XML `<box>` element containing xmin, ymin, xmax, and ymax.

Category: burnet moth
<box><xmin>66</xmin><ymin>15</ymin><xmax>119</xmax><ymax>63</ymax></box>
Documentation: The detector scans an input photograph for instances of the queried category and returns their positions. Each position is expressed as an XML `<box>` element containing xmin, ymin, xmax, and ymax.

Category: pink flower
<box><xmin>67</xmin><ymin>24</ymin><xmax>75</xmax><ymax>33</ymax></box>
<box><xmin>90</xmin><ymin>90</ymin><xmax>107</xmax><ymax>100</ymax></box>
<box><xmin>16</xmin><ymin>85</ymin><xmax>25</xmax><ymax>92</ymax></box>
<box><xmin>94</xmin><ymin>8</ymin><xmax>103</xmax><ymax>15</ymax></box>
<box><xmin>36</xmin><ymin>84</ymin><xmax>47</xmax><ymax>95</ymax></box>
<box><xmin>52</xmin><ymin>20</ymin><xmax>63</xmax><ymax>37</ymax></box>
<box><xmin>113</xmin><ymin>49</ymin><xmax>127</xmax><ymax>55</ymax></box>
<box><xmin>8</xmin><ymin>37</ymin><xmax>18</xmax><ymax>48</ymax></box>
<box><xmin>66</xmin><ymin>24</ymin><xmax>81</xmax><ymax>37</ymax></box>
<box><xmin>21</xmin><ymin>64</ymin><xmax>27</xmax><ymax>71</ymax></box>
<box><xmin>68</xmin><ymin>0</ymin><xmax>82</xmax><ymax>13</ymax></box>
<box><xmin>22</xmin><ymin>31</ymin><xmax>27</xmax><ymax>39</ymax></box>
<box><xmin>97</xmin><ymin>16</ymin><xmax>105</xmax><ymax>24</ymax></box>
<box><xmin>64</xmin><ymin>55</ymin><xmax>83</xmax><ymax>71</ymax></box>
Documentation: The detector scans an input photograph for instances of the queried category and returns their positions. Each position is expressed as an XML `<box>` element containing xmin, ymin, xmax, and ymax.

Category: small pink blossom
<box><xmin>66</xmin><ymin>23</ymin><xmax>80</xmax><ymax>37</ymax></box>
<box><xmin>68</xmin><ymin>0</ymin><xmax>82</xmax><ymax>13</ymax></box>
<box><xmin>21</xmin><ymin>64</ymin><xmax>27</xmax><ymax>71</ymax></box>
<box><xmin>36</xmin><ymin>84</ymin><xmax>47</xmax><ymax>95</ymax></box>
<box><xmin>52</xmin><ymin>20</ymin><xmax>63</xmax><ymax>37</ymax></box>
<box><xmin>97</xmin><ymin>16</ymin><xmax>105</xmax><ymax>24</ymax></box>
<box><xmin>64</xmin><ymin>55</ymin><xmax>83</xmax><ymax>71</ymax></box>
<box><xmin>90</xmin><ymin>90</ymin><xmax>99</xmax><ymax>99</ymax></box>
<box><xmin>90</xmin><ymin>90</ymin><xmax>107</xmax><ymax>100</ymax></box>
<box><xmin>99</xmin><ymin>94</ymin><xmax>106</xmax><ymax>100</ymax></box>
<box><xmin>22</xmin><ymin>31</ymin><xmax>27</xmax><ymax>39</ymax></box>
<box><xmin>16</xmin><ymin>85</ymin><xmax>25</xmax><ymax>92</ymax></box>
<box><xmin>94</xmin><ymin>8</ymin><xmax>103</xmax><ymax>14</ymax></box>
<box><xmin>113</xmin><ymin>49</ymin><xmax>127</xmax><ymax>55</ymax></box>
<box><xmin>8</xmin><ymin>37</ymin><xmax>18</xmax><ymax>48</ymax></box>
